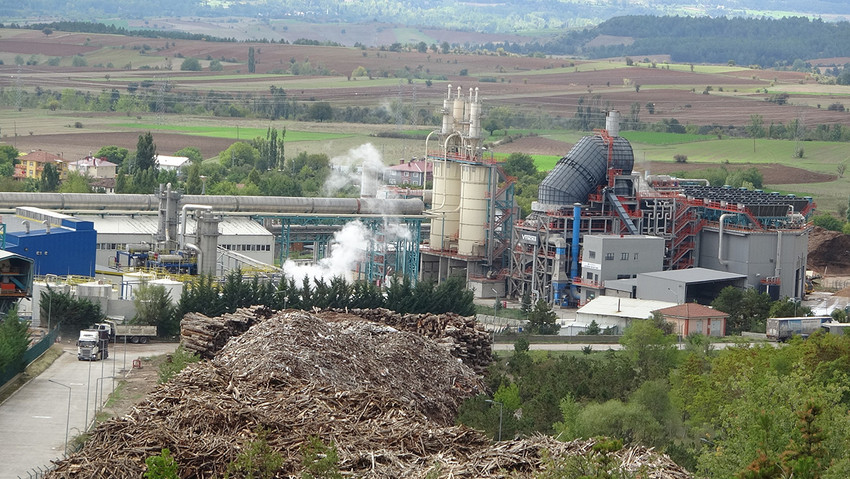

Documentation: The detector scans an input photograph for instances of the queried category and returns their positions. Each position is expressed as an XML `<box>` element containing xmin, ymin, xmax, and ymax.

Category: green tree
<box><xmin>620</xmin><ymin>319</ymin><xmax>678</xmax><ymax>381</ymax></box>
<box><xmin>484</xmin><ymin>118</ymin><xmax>503</xmax><ymax>136</ymax></box>
<box><xmin>185</xmin><ymin>163</ymin><xmax>202</xmax><ymax>195</ymax></box>
<box><xmin>503</xmin><ymin>152</ymin><xmax>537</xmax><ymax>177</ymax></box>
<box><xmin>180</xmin><ymin>57</ymin><xmax>201</xmax><ymax>71</ymax></box>
<box><xmin>95</xmin><ymin>145</ymin><xmax>129</xmax><ymax>166</ymax></box>
<box><xmin>0</xmin><ymin>306</ymin><xmax>30</xmax><ymax>373</ymax></box>
<box><xmin>209</xmin><ymin>59</ymin><xmax>223</xmax><ymax>71</ymax></box>
<box><xmin>132</xmin><ymin>284</ymin><xmax>177</xmax><ymax>336</ymax></box>
<box><xmin>300</xmin><ymin>435</ymin><xmax>341</xmax><ymax>479</ymax></box>
<box><xmin>157</xmin><ymin>345</ymin><xmax>201</xmax><ymax>383</ymax></box>
<box><xmin>812</xmin><ymin>213</ymin><xmax>843</xmax><ymax>232</ymax></box>
<box><xmin>175</xmin><ymin>146</ymin><xmax>203</xmax><ymax>164</ymax></box>
<box><xmin>221</xmin><ymin>142</ymin><xmax>259</xmax><ymax>168</ymax></box>
<box><xmin>134</xmin><ymin>132</ymin><xmax>158</xmax><ymax>172</ymax></box>
<box><xmin>747</xmin><ymin>114</ymin><xmax>766</xmax><ymax>138</ymax></box>
<box><xmin>528</xmin><ymin>299</ymin><xmax>559</xmax><ymax>334</ymax></box>
<box><xmin>225</xmin><ymin>426</ymin><xmax>283</xmax><ymax>479</ymax></box>
<box><xmin>41</xmin><ymin>288</ymin><xmax>104</xmax><ymax>335</ymax></box>
<box><xmin>307</xmin><ymin>102</ymin><xmax>333</xmax><ymax>122</ymax></box>
<box><xmin>40</xmin><ymin>163</ymin><xmax>60</xmax><ymax>192</ymax></box>
<box><xmin>58</xmin><ymin>171</ymin><xmax>92</xmax><ymax>193</ymax></box>
<box><xmin>144</xmin><ymin>448</ymin><xmax>179</xmax><ymax>479</ymax></box>
<box><xmin>712</xmin><ymin>286</ymin><xmax>772</xmax><ymax>333</ymax></box>
<box><xmin>248</xmin><ymin>47</ymin><xmax>256</xmax><ymax>74</ymax></box>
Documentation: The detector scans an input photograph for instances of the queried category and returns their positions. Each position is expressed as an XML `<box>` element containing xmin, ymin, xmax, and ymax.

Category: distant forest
<box><xmin>6</xmin><ymin>0</ymin><xmax>850</xmax><ymax>35</ymax></box>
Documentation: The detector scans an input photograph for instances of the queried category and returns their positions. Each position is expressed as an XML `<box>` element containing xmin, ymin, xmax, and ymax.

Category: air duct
<box><xmin>570</xmin><ymin>203</ymin><xmax>582</xmax><ymax>301</ymax></box>
<box><xmin>718</xmin><ymin>213</ymin><xmax>732</xmax><ymax>265</ymax></box>
<box><xmin>537</xmin><ymin>135</ymin><xmax>634</xmax><ymax>207</ymax></box>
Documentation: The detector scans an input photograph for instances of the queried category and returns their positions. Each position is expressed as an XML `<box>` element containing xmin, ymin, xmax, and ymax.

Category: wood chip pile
<box><xmin>318</xmin><ymin>308</ymin><xmax>492</xmax><ymax>374</ymax></box>
<box><xmin>47</xmin><ymin>310</ymin><xmax>691</xmax><ymax>479</ymax></box>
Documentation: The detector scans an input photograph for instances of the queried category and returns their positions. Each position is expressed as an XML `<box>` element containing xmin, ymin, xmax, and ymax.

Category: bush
<box><xmin>674</xmin><ymin>154</ymin><xmax>688</xmax><ymax>163</ymax></box>
<box><xmin>180</xmin><ymin>57</ymin><xmax>201</xmax><ymax>71</ymax></box>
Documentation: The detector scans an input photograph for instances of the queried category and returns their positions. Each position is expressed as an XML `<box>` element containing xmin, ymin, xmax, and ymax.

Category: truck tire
<box><xmin>130</xmin><ymin>336</ymin><xmax>140</xmax><ymax>344</ymax></box>
<box><xmin>139</xmin><ymin>336</ymin><xmax>149</xmax><ymax>344</ymax></box>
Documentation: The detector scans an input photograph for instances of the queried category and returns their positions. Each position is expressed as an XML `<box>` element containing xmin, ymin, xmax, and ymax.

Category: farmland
<box><xmin>2</xmin><ymin>25</ymin><xmax>850</xmax><ymax>212</ymax></box>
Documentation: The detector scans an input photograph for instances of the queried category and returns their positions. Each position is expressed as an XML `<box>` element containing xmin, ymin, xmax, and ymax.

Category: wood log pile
<box><xmin>180</xmin><ymin>305</ymin><xmax>275</xmax><ymax>359</ymax></box>
<box><xmin>318</xmin><ymin>308</ymin><xmax>492</xmax><ymax>374</ymax></box>
<box><xmin>46</xmin><ymin>309</ymin><xmax>691</xmax><ymax>479</ymax></box>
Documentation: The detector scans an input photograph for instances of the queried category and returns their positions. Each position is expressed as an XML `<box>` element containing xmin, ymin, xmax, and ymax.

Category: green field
<box><xmin>111</xmin><ymin>123</ymin><xmax>353</xmax><ymax>142</ymax></box>
<box><xmin>619</xmin><ymin>131</ymin><xmax>715</xmax><ymax>145</ymax></box>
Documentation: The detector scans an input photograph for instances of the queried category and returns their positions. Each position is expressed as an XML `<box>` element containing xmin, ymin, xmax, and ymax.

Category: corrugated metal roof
<box><xmin>577</xmin><ymin>296</ymin><xmax>676</xmax><ymax>320</ymax></box>
<box><xmin>77</xmin><ymin>215</ymin><xmax>272</xmax><ymax>237</ymax></box>
<box><xmin>638</xmin><ymin>267</ymin><xmax>746</xmax><ymax>284</ymax></box>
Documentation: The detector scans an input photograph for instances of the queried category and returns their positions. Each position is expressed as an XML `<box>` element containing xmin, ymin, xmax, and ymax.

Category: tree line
<box><xmin>459</xmin><ymin>317</ymin><xmax>850</xmax><ymax>477</ymax></box>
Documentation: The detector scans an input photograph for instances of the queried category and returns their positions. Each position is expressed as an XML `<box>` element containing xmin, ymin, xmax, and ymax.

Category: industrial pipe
<box><xmin>718</xmin><ymin>213</ymin><xmax>733</xmax><ymax>266</ymax></box>
<box><xmin>185</xmin><ymin>243</ymin><xmax>202</xmax><ymax>275</ymax></box>
<box><xmin>180</xmin><ymin>204</ymin><xmax>213</xmax><ymax>250</ymax></box>
<box><xmin>570</xmin><ymin>203</ymin><xmax>582</xmax><ymax>301</ymax></box>
<box><xmin>0</xmin><ymin>193</ymin><xmax>424</xmax><ymax>215</ymax></box>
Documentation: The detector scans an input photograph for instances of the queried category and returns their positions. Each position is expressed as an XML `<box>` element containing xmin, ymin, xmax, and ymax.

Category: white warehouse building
<box><xmin>81</xmin><ymin>215</ymin><xmax>275</xmax><ymax>268</ymax></box>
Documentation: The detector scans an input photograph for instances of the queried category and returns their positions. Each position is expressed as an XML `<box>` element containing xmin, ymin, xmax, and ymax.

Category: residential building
<box><xmin>67</xmin><ymin>156</ymin><xmax>118</xmax><ymax>179</ymax></box>
<box><xmin>384</xmin><ymin>159</ymin><xmax>433</xmax><ymax>187</ymax></box>
<box><xmin>14</xmin><ymin>150</ymin><xmax>67</xmax><ymax>181</ymax></box>
<box><xmin>654</xmin><ymin>303</ymin><xmax>728</xmax><ymax>337</ymax></box>
<box><xmin>155</xmin><ymin>155</ymin><xmax>191</xmax><ymax>173</ymax></box>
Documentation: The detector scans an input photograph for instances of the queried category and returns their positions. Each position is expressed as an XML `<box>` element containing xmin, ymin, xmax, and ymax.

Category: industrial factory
<box><xmin>417</xmin><ymin>88</ymin><xmax>812</xmax><ymax>306</ymax></box>
<box><xmin>0</xmin><ymin>87</ymin><xmax>814</xmax><ymax>326</ymax></box>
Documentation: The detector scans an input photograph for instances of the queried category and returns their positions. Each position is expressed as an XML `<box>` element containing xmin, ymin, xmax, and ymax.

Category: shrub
<box><xmin>674</xmin><ymin>154</ymin><xmax>688</xmax><ymax>163</ymax></box>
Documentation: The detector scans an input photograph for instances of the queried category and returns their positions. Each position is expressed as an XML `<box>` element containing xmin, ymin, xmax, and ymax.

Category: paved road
<box><xmin>0</xmin><ymin>340</ymin><xmax>177</xmax><ymax>479</ymax></box>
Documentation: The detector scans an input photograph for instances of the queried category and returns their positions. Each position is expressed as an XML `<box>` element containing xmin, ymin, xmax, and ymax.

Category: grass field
<box><xmin>620</xmin><ymin>131</ymin><xmax>716</xmax><ymax>145</ymax></box>
<box><xmin>111</xmin><ymin>123</ymin><xmax>353</xmax><ymax>142</ymax></box>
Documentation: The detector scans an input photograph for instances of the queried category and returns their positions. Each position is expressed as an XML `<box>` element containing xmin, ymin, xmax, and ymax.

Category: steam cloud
<box><xmin>282</xmin><ymin>219</ymin><xmax>412</xmax><ymax>286</ymax></box>
<box><xmin>324</xmin><ymin>143</ymin><xmax>389</xmax><ymax>196</ymax></box>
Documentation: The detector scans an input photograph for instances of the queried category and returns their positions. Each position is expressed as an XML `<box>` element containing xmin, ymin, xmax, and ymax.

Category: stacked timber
<box><xmin>180</xmin><ymin>305</ymin><xmax>274</xmax><ymax>359</ymax></box>
<box><xmin>47</xmin><ymin>310</ymin><xmax>691</xmax><ymax>478</ymax></box>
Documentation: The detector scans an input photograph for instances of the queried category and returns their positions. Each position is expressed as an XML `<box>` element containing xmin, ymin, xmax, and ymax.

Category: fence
<box><xmin>0</xmin><ymin>327</ymin><xmax>60</xmax><ymax>389</ymax></box>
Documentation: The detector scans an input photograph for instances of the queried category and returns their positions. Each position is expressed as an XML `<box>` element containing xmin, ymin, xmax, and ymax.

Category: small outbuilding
<box><xmin>575</xmin><ymin>296</ymin><xmax>677</xmax><ymax>335</ymax></box>
<box><xmin>654</xmin><ymin>303</ymin><xmax>728</xmax><ymax>337</ymax></box>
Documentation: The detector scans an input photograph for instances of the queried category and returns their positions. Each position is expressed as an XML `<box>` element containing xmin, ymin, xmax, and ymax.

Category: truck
<box><xmin>77</xmin><ymin>329</ymin><xmax>109</xmax><ymax>361</ymax></box>
<box><xmin>766</xmin><ymin>316</ymin><xmax>830</xmax><ymax>341</ymax></box>
<box><xmin>94</xmin><ymin>320</ymin><xmax>157</xmax><ymax>344</ymax></box>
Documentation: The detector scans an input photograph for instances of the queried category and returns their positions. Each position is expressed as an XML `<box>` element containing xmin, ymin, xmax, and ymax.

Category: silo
<box><xmin>122</xmin><ymin>271</ymin><xmax>155</xmax><ymax>299</ymax></box>
<box><xmin>32</xmin><ymin>279</ymin><xmax>70</xmax><ymax>327</ymax></box>
<box><xmin>150</xmin><ymin>278</ymin><xmax>184</xmax><ymax>305</ymax></box>
<box><xmin>457</xmin><ymin>164</ymin><xmax>490</xmax><ymax>256</ymax></box>
<box><xmin>468</xmin><ymin>88</ymin><xmax>482</xmax><ymax>139</ymax></box>
<box><xmin>77</xmin><ymin>281</ymin><xmax>112</xmax><ymax>314</ymax></box>
<box><xmin>441</xmin><ymin>84</ymin><xmax>453</xmax><ymax>135</ymax></box>
<box><xmin>196</xmin><ymin>210</ymin><xmax>221</xmax><ymax>275</ymax></box>
<box><xmin>452</xmin><ymin>87</ymin><xmax>465</xmax><ymax>133</ymax></box>
<box><xmin>429</xmin><ymin>160</ymin><xmax>462</xmax><ymax>250</ymax></box>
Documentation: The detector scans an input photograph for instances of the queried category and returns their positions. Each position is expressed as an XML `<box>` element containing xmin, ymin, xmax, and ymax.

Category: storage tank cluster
<box><xmin>428</xmin><ymin>85</ymin><xmax>495</xmax><ymax>257</ymax></box>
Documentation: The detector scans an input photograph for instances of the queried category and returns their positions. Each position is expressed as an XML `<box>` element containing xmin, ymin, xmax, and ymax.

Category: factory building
<box><xmin>420</xmin><ymin>85</ymin><xmax>518</xmax><ymax>297</ymax></box>
<box><xmin>85</xmin><ymin>214</ymin><xmax>274</xmax><ymax>270</ymax></box>
<box><xmin>5</xmin><ymin>207</ymin><xmax>97</xmax><ymax>277</ymax></box>
<box><xmin>501</xmin><ymin>111</ymin><xmax>813</xmax><ymax>306</ymax></box>
<box><xmin>577</xmin><ymin>234</ymin><xmax>665</xmax><ymax>304</ymax></box>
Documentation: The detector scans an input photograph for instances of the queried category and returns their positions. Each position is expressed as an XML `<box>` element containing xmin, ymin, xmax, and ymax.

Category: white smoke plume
<box><xmin>282</xmin><ymin>219</ymin><xmax>413</xmax><ymax>286</ymax></box>
<box><xmin>324</xmin><ymin>143</ymin><xmax>389</xmax><ymax>196</ymax></box>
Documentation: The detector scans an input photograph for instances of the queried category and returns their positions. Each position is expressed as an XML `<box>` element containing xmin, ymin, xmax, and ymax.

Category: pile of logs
<box><xmin>180</xmin><ymin>306</ymin><xmax>274</xmax><ymax>359</ymax></box>
<box><xmin>320</xmin><ymin>308</ymin><xmax>492</xmax><ymax>374</ymax></box>
<box><xmin>46</xmin><ymin>309</ymin><xmax>692</xmax><ymax>479</ymax></box>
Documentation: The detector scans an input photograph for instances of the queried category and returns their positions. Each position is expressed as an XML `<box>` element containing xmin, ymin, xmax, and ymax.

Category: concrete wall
<box><xmin>580</xmin><ymin>235</ymin><xmax>664</xmax><ymax>303</ymax></box>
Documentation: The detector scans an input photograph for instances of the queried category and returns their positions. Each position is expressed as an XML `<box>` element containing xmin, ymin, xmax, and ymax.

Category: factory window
<box><xmin>617</xmin><ymin>274</ymin><xmax>631</xmax><ymax>280</ymax></box>
<box><xmin>633</xmin><ymin>253</ymin><xmax>639</xmax><ymax>260</ymax></box>
<box><xmin>621</xmin><ymin>252</ymin><xmax>629</xmax><ymax>260</ymax></box>
<box><xmin>586</xmin><ymin>272</ymin><xmax>593</xmax><ymax>280</ymax></box>
<box><xmin>605</xmin><ymin>253</ymin><xmax>614</xmax><ymax>261</ymax></box>
<box><xmin>588</xmin><ymin>251</ymin><xmax>596</xmax><ymax>259</ymax></box>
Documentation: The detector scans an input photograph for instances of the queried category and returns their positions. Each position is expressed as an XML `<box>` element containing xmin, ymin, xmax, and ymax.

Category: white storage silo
<box><xmin>77</xmin><ymin>281</ymin><xmax>113</xmax><ymax>315</ymax></box>
<box><xmin>457</xmin><ymin>164</ymin><xmax>490</xmax><ymax>256</ymax></box>
<box><xmin>122</xmin><ymin>271</ymin><xmax>155</xmax><ymax>300</ymax></box>
<box><xmin>149</xmin><ymin>278</ymin><xmax>184</xmax><ymax>305</ymax></box>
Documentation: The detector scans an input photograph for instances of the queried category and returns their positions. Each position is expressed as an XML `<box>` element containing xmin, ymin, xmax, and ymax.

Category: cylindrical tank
<box><xmin>149</xmin><ymin>278</ymin><xmax>184</xmax><ymax>305</ymax></box>
<box><xmin>441</xmin><ymin>84</ymin><xmax>453</xmax><ymax>134</ymax></box>
<box><xmin>32</xmin><ymin>279</ymin><xmax>71</xmax><ymax>327</ymax></box>
<box><xmin>196</xmin><ymin>211</ymin><xmax>221</xmax><ymax>275</ymax></box>
<box><xmin>606</xmin><ymin>110</ymin><xmax>621</xmax><ymax>137</ymax></box>
<box><xmin>537</xmin><ymin>135</ymin><xmax>634</xmax><ymax>207</ymax></box>
<box><xmin>428</xmin><ymin>160</ymin><xmax>462</xmax><ymax>250</ymax></box>
<box><xmin>457</xmin><ymin>164</ymin><xmax>490</xmax><ymax>256</ymax></box>
<box><xmin>77</xmin><ymin>281</ymin><xmax>112</xmax><ymax>314</ymax></box>
<box><xmin>156</xmin><ymin>254</ymin><xmax>184</xmax><ymax>263</ymax></box>
<box><xmin>122</xmin><ymin>272</ymin><xmax>155</xmax><ymax>300</ymax></box>
<box><xmin>453</xmin><ymin>89</ymin><xmax>465</xmax><ymax>134</ymax></box>
<box><xmin>468</xmin><ymin>99</ymin><xmax>482</xmax><ymax>139</ymax></box>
